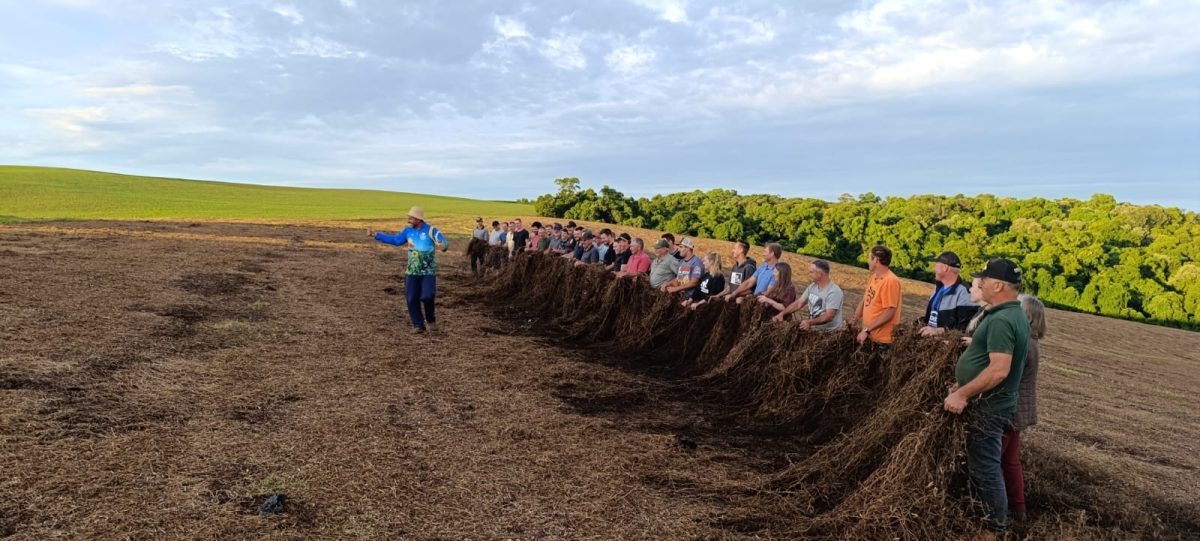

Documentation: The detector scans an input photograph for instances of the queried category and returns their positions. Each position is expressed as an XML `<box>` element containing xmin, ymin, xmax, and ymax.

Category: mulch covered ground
<box><xmin>2</xmin><ymin>221</ymin><xmax>1197</xmax><ymax>540</ymax></box>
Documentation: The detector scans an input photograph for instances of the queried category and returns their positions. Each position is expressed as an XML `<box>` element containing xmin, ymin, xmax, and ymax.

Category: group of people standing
<box><xmin>391</xmin><ymin>213</ymin><xmax>1046</xmax><ymax>536</ymax></box>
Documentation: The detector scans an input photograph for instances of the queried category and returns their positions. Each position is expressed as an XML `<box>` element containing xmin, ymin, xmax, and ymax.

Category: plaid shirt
<box><xmin>1012</xmin><ymin>338</ymin><xmax>1040</xmax><ymax>430</ymax></box>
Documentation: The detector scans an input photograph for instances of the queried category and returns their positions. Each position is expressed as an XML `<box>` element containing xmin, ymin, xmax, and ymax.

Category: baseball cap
<box><xmin>931</xmin><ymin>251</ymin><xmax>961</xmax><ymax>269</ymax></box>
<box><xmin>582</xmin><ymin>231</ymin><xmax>595</xmax><ymax>240</ymax></box>
<box><xmin>653</xmin><ymin>239</ymin><xmax>670</xmax><ymax>249</ymax></box>
<box><xmin>475</xmin><ymin>216</ymin><xmax>482</xmax><ymax>222</ymax></box>
<box><xmin>972</xmin><ymin>258</ymin><xmax>1023</xmax><ymax>284</ymax></box>
<box><xmin>679</xmin><ymin>237</ymin><xmax>695</xmax><ymax>248</ymax></box>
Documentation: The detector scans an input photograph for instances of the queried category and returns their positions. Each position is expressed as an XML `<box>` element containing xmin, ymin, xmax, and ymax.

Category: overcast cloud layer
<box><xmin>1</xmin><ymin>0</ymin><xmax>1198</xmax><ymax>208</ymax></box>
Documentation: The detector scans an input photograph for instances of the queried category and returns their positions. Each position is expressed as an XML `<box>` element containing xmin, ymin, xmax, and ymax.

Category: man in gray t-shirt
<box><xmin>774</xmin><ymin>259</ymin><xmax>843</xmax><ymax>330</ymax></box>
<box><xmin>648</xmin><ymin>239</ymin><xmax>680</xmax><ymax>290</ymax></box>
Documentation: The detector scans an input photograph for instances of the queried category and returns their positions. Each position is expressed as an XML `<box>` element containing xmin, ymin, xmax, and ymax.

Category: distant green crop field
<box><xmin>0</xmin><ymin>166</ymin><xmax>532</xmax><ymax>222</ymax></box>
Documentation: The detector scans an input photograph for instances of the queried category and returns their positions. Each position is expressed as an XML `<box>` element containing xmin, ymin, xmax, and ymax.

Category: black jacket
<box><xmin>919</xmin><ymin>278</ymin><xmax>980</xmax><ymax>332</ymax></box>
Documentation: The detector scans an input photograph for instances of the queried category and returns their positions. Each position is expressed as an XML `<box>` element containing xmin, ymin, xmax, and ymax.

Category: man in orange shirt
<box><xmin>851</xmin><ymin>245</ymin><xmax>902</xmax><ymax>348</ymax></box>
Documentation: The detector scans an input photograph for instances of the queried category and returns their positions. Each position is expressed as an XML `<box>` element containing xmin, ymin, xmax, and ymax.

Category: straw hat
<box><xmin>407</xmin><ymin>206</ymin><xmax>425</xmax><ymax>220</ymax></box>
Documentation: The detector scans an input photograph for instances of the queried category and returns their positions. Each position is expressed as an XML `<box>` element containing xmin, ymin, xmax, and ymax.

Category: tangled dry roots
<box><xmin>474</xmin><ymin>253</ymin><xmax>982</xmax><ymax>539</ymax></box>
<box><xmin>465</xmin><ymin>237</ymin><xmax>510</xmax><ymax>270</ymax></box>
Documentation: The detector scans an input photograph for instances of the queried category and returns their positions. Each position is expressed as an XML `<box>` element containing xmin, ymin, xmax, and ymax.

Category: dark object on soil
<box><xmin>257</xmin><ymin>493</ymin><xmax>287</xmax><ymax>515</ymax></box>
<box><xmin>383</xmin><ymin>286</ymin><xmax>398</xmax><ymax>295</ymax></box>
<box><xmin>675</xmin><ymin>434</ymin><xmax>698</xmax><ymax>451</ymax></box>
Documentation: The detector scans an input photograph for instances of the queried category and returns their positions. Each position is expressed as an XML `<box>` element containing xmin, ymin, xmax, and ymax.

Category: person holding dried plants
<box><xmin>944</xmin><ymin>258</ymin><xmax>1030</xmax><ymax>534</ymax></box>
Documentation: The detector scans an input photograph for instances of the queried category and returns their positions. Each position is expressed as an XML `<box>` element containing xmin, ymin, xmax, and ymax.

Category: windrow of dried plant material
<box><xmin>473</xmin><ymin>252</ymin><xmax>1197</xmax><ymax>540</ymax></box>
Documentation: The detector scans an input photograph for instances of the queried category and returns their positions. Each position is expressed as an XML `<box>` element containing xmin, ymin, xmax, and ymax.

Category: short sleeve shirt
<box><xmin>600</xmin><ymin>244</ymin><xmax>616</xmax><ymax>266</ymax></box>
<box><xmin>955</xmin><ymin>301</ymin><xmax>1030</xmax><ymax>415</ymax></box>
<box><xmin>613</xmin><ymin>250</ymin><xmax>631</xmax><ymax>272</ymax></box>
<box><xmin>801</xmin><ymin>282</ymin><xmax>845</xmax><ymax>331</ymax></box>
<box><xmin>729</xmin><ymin>258</ymin><xmax>757</xmax><ymax>287</ymax></box>
<box><xmin>626</xmin><ymin>252</ymin><xmax>651</xmax><ymax>275</ymax></box>
<box><xmin>692</xmin><ymin>273</ymin><xmax>725</xmax><ymax>302</ymax></box>
<box><xmin>862</xmin><ymin>270</ymin><xmax>902</xmax><ymax>344</ymax></box>
<box><xmin>751</xmin><ymin>262</ymin><xmax>776</xmax><ymax>295</ymax></box>
<box><xmin>676</xmin><ymin>255</ymin><xmax>704</xmax><ymax>284</ymax></box>
<box><xmin>649</xmin><ymin>255</ymin><xmax>680</xmax><ymax>289</ymax></box>
<box><xmin>512</xmin><ymin>229</ymin><xmax>530</xmax><ymax>250</ymax></box>
<box><xmin>579</xmin><ymin>245</ymin><xmax>600</xmax><ymax>264</ymax></box>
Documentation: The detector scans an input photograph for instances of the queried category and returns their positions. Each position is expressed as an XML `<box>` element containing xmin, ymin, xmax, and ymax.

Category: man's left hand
<box><xmin>943</xmin><ymin>391</ymin><xmax>967</xmax><ymax>414</ymax></box>
<box><xmin>919</xmin><ymin>326</ymin><xmax>944</xmax><ymax>337</ymax></box>
<box><xmin>856</xmin><ymin>329</ymin><xmax>869</xmax><ymax>344</ymax></box>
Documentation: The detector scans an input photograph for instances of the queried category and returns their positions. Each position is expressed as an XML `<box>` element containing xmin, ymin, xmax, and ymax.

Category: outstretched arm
<box><xmin>371</xmin><ymin>228</ymin><xmax>410</xmax><ymax>246</ymax></box>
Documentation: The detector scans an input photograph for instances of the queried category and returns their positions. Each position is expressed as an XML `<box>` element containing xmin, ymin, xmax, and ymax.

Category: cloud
<box><xmin>493</xmin><ymin>15</ymin><xmax>531</xmax><ymax>40</ymax></box>
<box><xmin>605</xmin><ymin>45</ymin><xmax>656</xmax><ymax>74</ymax></box>
<box><xmin>540</xmin><ymin>31</ymin><xmax>587</xmax><ymax>70</ymax></box>
<box><xmin>0</xmin><ymin>0</ymin><xmax>1196</xmax><ymax>207</ymax></box>
<box><xmin>272</xmin><ymin>5</ymin><xmax>304</xmax><ymax>25</ymax></box>
<box><xmin>632</xmin><ymin>0</ymin><xmax>689</xmax><ymax>24</ymax></box>
<box><xmin>79</xmin><ymin>84</ymin><xmax>192</xmax><ymax>97</ymax></box>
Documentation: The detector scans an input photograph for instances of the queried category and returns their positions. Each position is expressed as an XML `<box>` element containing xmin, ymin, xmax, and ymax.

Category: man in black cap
<box><xmin>573</xmin><ymin>231</ymin><xmax>600</xmax><ymax>266</ymax></box>
<box><xmin>918</xmin><ymin>251</ymin><xmax>980</xmax><ymax>336</ymax></box>
<box><xmin>944</xmin><ymin>258</ymin><xmax>1030</xmax><ymax>534</ymax></box>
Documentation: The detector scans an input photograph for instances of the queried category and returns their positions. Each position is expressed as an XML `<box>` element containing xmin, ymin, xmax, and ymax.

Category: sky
<box><xmin>1</xmin><ymin>0</ymin><xmax>1198</xmax><ymax>209</ymax></box>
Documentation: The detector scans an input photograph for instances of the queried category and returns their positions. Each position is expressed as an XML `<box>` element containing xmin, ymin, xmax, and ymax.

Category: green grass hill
<box><xmin>0</xmin><ymin>166</ymin><xmax>532</xmax><ymax>222</ymax></box>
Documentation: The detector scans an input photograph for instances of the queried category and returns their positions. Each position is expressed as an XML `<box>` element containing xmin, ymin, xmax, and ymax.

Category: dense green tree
<box><xmin>533</xmin><ymin>180</ymin><xmax>1199</xmax><ymax>329</ymax></box>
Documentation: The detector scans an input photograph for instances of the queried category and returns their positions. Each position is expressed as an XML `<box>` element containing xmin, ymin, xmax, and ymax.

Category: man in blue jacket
<box><xmin>368</xmin><ymin>206</ymin><xmax>448</xmax><ymax>334</ymax></box>
<box><xmin>918</xmin><ymin>251</ymin><xmax>980</xmax><ymax>336</ymax></box>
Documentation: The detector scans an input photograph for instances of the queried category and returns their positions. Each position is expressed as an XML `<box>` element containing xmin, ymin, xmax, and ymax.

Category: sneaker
<box><xmin>426</xmin><ymin>322</ymin><xmax>438</xmax><ymax>334</ymax></box>
<box><xmin>413</xmin><ymin>326</ymin><xmax>426</xmax><ymax>334</ymax></box>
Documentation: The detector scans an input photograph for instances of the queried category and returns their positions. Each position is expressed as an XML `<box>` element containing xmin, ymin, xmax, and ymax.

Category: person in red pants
<box><xmin>1001</xmin><ymin>294</ymin><xmax>1047</xmax><ymax>523</ymax></box>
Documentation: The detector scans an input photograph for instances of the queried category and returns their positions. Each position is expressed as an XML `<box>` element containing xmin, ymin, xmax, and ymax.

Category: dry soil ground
<box><xmin>1</xmin><ymin>221</ymin><xmax>1197</xmax><ymax>540</ymax></box>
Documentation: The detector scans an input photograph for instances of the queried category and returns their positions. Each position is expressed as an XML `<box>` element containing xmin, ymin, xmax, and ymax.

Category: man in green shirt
<box><xmin>944</xmin><ymin>258</ymin><xmax>1030</xmax><ymax>534</ymax></box>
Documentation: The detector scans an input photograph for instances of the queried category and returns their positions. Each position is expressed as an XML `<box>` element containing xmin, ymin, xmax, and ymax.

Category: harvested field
<box><xmin>1</xmin><ymin>221</ymin><xmax>1198</xmax><ymax>540</ymax></box>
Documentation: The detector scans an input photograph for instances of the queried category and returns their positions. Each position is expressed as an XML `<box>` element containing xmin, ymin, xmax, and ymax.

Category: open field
<box><xmin>0</xmin><ymin>166</ymin><xmax>532</xmax><ymax>222</ymax></box>
<box><xmin>1</xmin><ymin>220</ymin><xmax>1197</xmax><ymax>539</ymax></box>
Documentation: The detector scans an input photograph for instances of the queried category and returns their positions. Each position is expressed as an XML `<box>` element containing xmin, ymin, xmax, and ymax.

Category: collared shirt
<box><xmin>751</xmin><ymin>262</ymin><xmax>776</xmax><ymax>295</ymax></box>
<box><xmin>374</xmin><ymin>222</ymin><xmax>447</xmax><ymax>275</ymax></box>
<box><xmin>626</xmin><ymin>251</ymin><xmax>651</xmax><ymax>275</ymax></box>
<box><xmin>472</xmin><ymin>226</ymin><xmax>488</xmax><ymax>241</ymax></box>
<box><xmin>649</xmin><ymin>255</ymin><xmax>679</xmax><ymax>289</ymax></box>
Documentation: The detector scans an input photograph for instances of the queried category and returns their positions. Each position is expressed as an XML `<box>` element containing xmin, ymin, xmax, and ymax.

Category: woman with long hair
<box><xmin>756</xmin><ymin>261</ymin><xmax>797</xmax><ymax>318</ymax></box>
<box><xmin>684</xmin><ymin>252</ymin><xmax>726</xmax><ymax>308</ymax></box>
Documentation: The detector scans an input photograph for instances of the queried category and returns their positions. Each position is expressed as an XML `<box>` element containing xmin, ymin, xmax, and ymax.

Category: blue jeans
<box><xmin>404</xmin><ymin>274</ymin><xmax>436</xmax><ymax>330</ymax></box>
<box><xmin>966</xmin><ymin>406</ymin><xmax>1015</xmax><ymax>532</ymax></box>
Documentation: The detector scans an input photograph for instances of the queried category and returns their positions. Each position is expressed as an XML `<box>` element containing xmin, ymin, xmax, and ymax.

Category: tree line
<box><xmin>534</xmin><ymin>178</ymin><xmax>1200</xmax><ymax>330</ymax></box>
